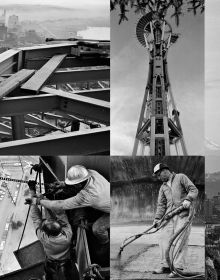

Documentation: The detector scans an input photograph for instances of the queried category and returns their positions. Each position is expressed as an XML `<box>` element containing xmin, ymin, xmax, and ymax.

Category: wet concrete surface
<box><xmin>111</xmin><ymin>224</ymin><xmax>205</xmax><ymax>279</ymax></box>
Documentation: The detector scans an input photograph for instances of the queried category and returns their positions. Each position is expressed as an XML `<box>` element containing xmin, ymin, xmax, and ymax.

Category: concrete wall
<box><xmin>111</xmin><ymin>156</ymin><xmax>204</xmax><ymax>224</ymax></box>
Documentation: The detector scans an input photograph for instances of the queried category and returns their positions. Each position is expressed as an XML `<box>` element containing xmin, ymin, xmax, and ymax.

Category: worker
<box><xmin>152</xmin><ymin>163</ymin><xmax>198</xmax><ymax>278</ymax></box>
<box><xmin>27</xmin><ymin>165</ymin><xmax>110</xmax><ymax>248</ymax></box>
<box><xmin>25</xmin><ymin>181</ymin><xmax>79</xmax><ymax>280</ymax></box>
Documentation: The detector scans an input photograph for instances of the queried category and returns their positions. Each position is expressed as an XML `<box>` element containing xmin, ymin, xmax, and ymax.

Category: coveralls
<box><xmin>40</xmin><ymin>169</ymin><xmax>110</xmax><ymax>244</ymax></box>
<box><xmin>31</xmin><ymin>206</ymin><xmax>78</xmax><ymax>280</ymax></box>
<box><xmin>154</xmin><ymin>173</ymin><xmax>198</xmax><ymax>269</ymax></box>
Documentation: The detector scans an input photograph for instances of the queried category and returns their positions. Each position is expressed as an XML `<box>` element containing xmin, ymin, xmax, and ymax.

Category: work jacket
<box><xmin>154</xmin><ymin>173</ymin><xmax>198</xmax><ymax>221</ymax></box>
<box><xmin>41</xmin><ymin>170</ymin><xmax>110</xmax><ymax>213</ymax></box>
<box><xmin>31</xmin><ymin>206</ymin><xmax>72</xmax><ymax>261</ymax></box>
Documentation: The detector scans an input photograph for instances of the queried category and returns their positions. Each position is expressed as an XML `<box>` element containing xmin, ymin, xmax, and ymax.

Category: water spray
<box><xmin>117</xmin><ymin>205</ymin><xmax>205</xmax><ymax>279</ymax></box>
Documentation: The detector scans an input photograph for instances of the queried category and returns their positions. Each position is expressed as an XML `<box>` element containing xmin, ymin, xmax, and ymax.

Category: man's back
<box><xmin>31</xmin><ymin>206</ymin><xmax>72</xmax><ymax>260</ymax></box>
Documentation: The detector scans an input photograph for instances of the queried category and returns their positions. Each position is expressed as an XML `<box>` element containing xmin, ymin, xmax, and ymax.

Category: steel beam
<box><xmin>0</xmin><ymin>117</ymin><xmax>48</xmax><ymax>128</ymax></box>
<box><xmin>25</xmin><ymin>114</ymin><xmax>61</xmax><ymax>131</ymax></box>
<box><xmin>0</xmin><ymin>49</ymin><xmax>21</xmax><ymax>75</ymax></box>
<box><xmin>11</xmin><ymin>115</ymin><xmax>25</xmax><ymax>140</ymax></box>
<box><xmin>0</xmin><ymin>69</ymin><xmax>35</xmax><ymax>99</ymax></box>
<box><xmin>0</xmin><ymin>123</ymin><xmax>12</xmax><ymax>133</ymax></box>
<box><xmin>42</xmin><ymin>88</ymin><xmax>110</xmax><ymax>125</ymax></box>
<box><xmin>0</xmin><ymin>116</ymin><xmax>10</xmax><ymax>121</ymax></box>
<box><xmin>42</xmin><ymin>112</ymin><xmax>72</xmax><ymax>121</ymax></box>
<box><xmin>21</xmin><ymin>54</ymin><xmax>67</xmax><ymax>93</ymax></box>
<box><xmin>0</xmin><ymin>127</ymin><xmax>110</xmax><ymax>155</ymax></box>
<box><xmin>25</xmin><ymin>57</ymin><xmax>110</xmax><ymax>70</ymax></box>
<box><xmin>47</xmin><ymin>66</ymin><xmax>110</xmax><ymax>85</ymax></box>
<box><xmin>22</xmin><ymin>43</ymin><xmax>76</xmax><ymax>60</ymax></box>
<box><xmin>0</xmin><ymin>262</ymin><xmax>44</xmax><ymax>280</ymax></box>
<box><xmin>72</xmin><ymin>88</ymin><xmax>110</xmax><ymax>102</ymax></box>
<box><xmin>0</xmin><ymin>91</ymin><xmax>109</xmax><ymax>124</ymax></box>
<box><xmin>0</xmin><ymin>131</ymin><xmax>11</xmax><ymax>138</ymax></box>
<box><xmin>0</xmin><ymin>94</ymin><xmax>59</xmax><ymax>116</ymax></box>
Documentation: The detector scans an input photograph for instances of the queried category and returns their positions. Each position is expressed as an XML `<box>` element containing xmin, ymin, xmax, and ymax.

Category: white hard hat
<box><xmin>65</xmin><ymin>165</ymin><xmax>91</xmax><ymax>185</ymax></box>
<box><xmin>153</xmin><ymin>163</ymin><xmax>169</xmax><ymax>175</ymax></box>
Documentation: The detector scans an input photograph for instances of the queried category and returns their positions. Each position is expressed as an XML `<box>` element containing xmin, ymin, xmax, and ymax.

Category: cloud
<box><xmin>205</xmin><ymin>138</ymin><xmax>220</xmax><ymax>151</ymax></box>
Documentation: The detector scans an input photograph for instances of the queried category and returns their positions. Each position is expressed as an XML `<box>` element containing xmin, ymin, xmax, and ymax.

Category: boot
<box><xmin>168</xmin><ymin>268</ymin><xmax>183</xmax><ymax>278</ymax></box>
<box><xmin>153</xmin><ymin>267</ymin><xmax>170</xmax><ymax>274</ymax></box>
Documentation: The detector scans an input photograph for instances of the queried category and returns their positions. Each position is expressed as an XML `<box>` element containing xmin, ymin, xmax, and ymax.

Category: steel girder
<box><xmin>0</xmin><ymin>43</ymin><xmax>110</xmax><ymax>154</ymax></box>
<box><xmin>0</xmin><ymin>69</ymin><xmax>35</xmax><ymax>99</ymax></box>
<box><xmin>0</xmin><ymin>49</ymin><xmax>21</xmax><ymax>75</ymax></box>
<box><xmin>42</xmin><ymin>87</ymin><xmax>110</xmax><ymax>125</ymax></box>
<box><xmin>25</xmin><ymin>57</ymin><xmax>110</xmax><ymax>70</ymax></box>
<box><xmin>71</xmin><ymin>88</ymin><xmax>110</xmax><ymax>102</ymax></box>
<box><xmin>22</xmin><ymin>43</ymin><xmax>76</xmax><ymax>60</ymax></box>
<box><xmin>47</xmin><ymin>66</ymin><xmax>110</xmax><ymax>84</ymax></box>
<box><xmin>0</xmin><ymin>94</ymin><xmax>59</xmax><ymax>116</ymax></box>
<box><xmin>21</xmin><ymin>54</ymin><xmax>67</xmax><ymax>93</ymax></box>
<box><xmin>0</xmin><ymin>91</ymin><xmax>110</xmax><ymax>125</ymax></box>
<box><xmin>0</xmin><ymin>127</ymin><xmax>110</xmax><ymax>154</ymax></box>
<box><xmin>25</xmin><ymin>114</ymin><xmax>62</xmax><ymax>131</ymax></box>
<box><xmin>0</xmin><ymin>262</ymin><xmax>44</xmax><ymax>280</ymax></box>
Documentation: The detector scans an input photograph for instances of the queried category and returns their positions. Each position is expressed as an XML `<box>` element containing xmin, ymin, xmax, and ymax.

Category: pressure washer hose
<box><xmin>118</xmin><ymin>205</ymin><xmax>205</xmax><ymax>279</ymax></box>
<box><xmin>165</xmin><ymin>206</ymin><xmax>205</xmax><ymax>279</ymax></box>
<box><xmin>119</xmin><ymin>205</ymin><xmax>185</xmax><ymax>254</ymax></box>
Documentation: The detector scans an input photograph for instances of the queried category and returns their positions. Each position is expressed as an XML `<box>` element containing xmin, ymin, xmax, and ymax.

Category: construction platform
<box><xmin>0</xmin><ymin>40</ymin><xmax>110</xmax><ymax>154</ymax></box>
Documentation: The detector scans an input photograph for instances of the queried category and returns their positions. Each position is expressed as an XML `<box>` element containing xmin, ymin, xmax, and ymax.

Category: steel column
<box><xmin>11</xmin><ymin>115</ymin><xmax>25</xmax><ymax>140</ymax></box>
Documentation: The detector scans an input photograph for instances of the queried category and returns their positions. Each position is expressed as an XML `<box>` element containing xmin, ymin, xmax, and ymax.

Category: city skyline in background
<box><xmin>0</xmin><ymin>1</ymin><xmax>109</xmax><ymax>51</ymax></box>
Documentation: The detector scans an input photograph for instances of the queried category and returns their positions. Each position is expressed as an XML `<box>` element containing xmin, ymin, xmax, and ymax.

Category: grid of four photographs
<box><xmin>0</xmin><ymin>0</ymin><xmax>217</xmax><ymax>280</ymax></box>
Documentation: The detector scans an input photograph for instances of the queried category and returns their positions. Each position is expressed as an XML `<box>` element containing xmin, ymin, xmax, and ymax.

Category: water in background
<box><xmin>77</xmin><ymin>27</ymin><xmax>110</xmax><ymax>40</ymax></box>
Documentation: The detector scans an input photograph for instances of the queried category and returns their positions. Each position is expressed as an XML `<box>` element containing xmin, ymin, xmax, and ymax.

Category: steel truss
<box><xmin>0</xmin><ymin>40</ymin><xmax>110</xmax><ymax>154</ymax></box>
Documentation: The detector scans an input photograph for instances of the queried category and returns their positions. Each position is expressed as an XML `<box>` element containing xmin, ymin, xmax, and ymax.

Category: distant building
<box><xmin>213</xmin><ymin>196</ymin><xmax>220</xmax><ymax>204</ymax></box>
<box><xmin>0</xmin><ymin>10</ymin><xmax>6</xmax><ymax>26</ymax></box>
<box><xmin>205</xmin><ymin>198</ymin><xmax>213</xmax><ymax>217</ymax></box>
<box><xmin>0</xmin><ymin>10</ymin><xmax>7</xmax><ymax>41</ymax></box>
<box><xmin>8</xmin><ymin>15</ymin><xmax>19</xmax><ymax>32</ymax></box>
<box><xmin>0</xmin><ymin>26</ymin><xmax>7</xmax><ymax>41</ymax></box>
<box><xmin>24</xmin><ymin>30</ymin><xmax>42</xmax><ymax>44</ymax></box>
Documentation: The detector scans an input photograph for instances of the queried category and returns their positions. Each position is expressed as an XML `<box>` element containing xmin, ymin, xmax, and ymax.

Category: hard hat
<box><xmin>65</xmin><ymin>165</ymin><xmax>91</xmax><ymax>185</ymax></box>
<box><xmin>153</xmin><ymin>163</ymin><xmax>169</xmax><ymax>175</ymax></box>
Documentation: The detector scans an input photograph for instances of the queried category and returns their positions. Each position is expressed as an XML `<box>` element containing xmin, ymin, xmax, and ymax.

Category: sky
<box><xmin>0</xmin><ymin>0</ymin><xmax>108</xmax><ymax>8</ymax></box>
<box><xmin>205</xmin><ymin>0</ymin><xmax>220</xmax><ymax>154</ymax></box>
<box><xmin>206</xmin><ymin>156</ymin><xmax>220</xmax><ymax>173</ymax></box>
<box><xmin>111</xmin><ymin>4</ymin><xmax>204</xmax><ymax>155</ymax></box>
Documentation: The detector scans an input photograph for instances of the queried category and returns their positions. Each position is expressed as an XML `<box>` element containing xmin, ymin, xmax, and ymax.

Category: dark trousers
<box><xmin>45</xmin><ymin>258</ymin><xmax>79</xmax><ymax>280</ymax></box>
<box><xmin>92</xmin><ymin>213</ymin><xmax>110</xmax><ymax>244</ymax></box>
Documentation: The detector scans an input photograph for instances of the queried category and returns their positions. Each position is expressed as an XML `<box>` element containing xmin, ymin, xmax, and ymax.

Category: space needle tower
<box><xmin>132</xmin><ymin>11</ymin><xmax>187</xmax><ymax>156</ymax></box>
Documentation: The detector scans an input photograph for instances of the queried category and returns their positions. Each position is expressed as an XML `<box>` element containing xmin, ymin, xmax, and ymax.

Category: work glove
<box><xmin>48</xmin><ymin>181</ymin><xmax>65</xmax><ymax>190</ymax></box>
<box><xmin>28</xmin><ymin>180</ymin><xmax>37</xmax><ymax>192</ymax></box>
<box><xmin>153</xmin><ymin>219</ymin><xmax>160</xmax><ymax>228</ymax></box>
<box><xmin>24</xmin><ymin>197</ymin><xmax>41</xmax><ymax>205</ymax></box>
<box><xmin>182</xmin><ymin>199</ymin><xmax>191</xmax><ymax>209</ymax></box>
<box><xmin>30</xmin><ymin>164</ymin><xmax>42</xmax><ymax>174</ymax></box>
